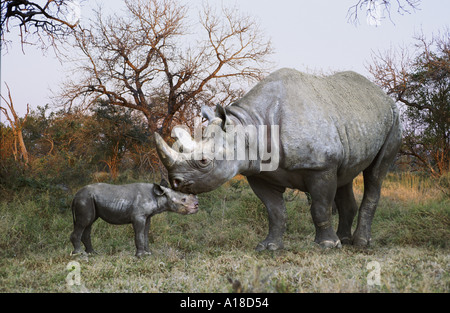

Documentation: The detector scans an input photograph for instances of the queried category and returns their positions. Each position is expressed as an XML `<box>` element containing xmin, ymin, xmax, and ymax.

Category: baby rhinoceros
<box><xmin>70</xmin><ymin>180</ymin><xmax>198</xmax><ymax>257</ymax></box>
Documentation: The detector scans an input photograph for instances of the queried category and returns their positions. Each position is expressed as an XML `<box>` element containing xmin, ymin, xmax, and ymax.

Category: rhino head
<box><xmin>155</xmin><ymin>105</ymin><xmax>248</xmax><ymax>194</ymax></box>
<box><xmin>155</xmin><ymin>105</ymin><xmax>280</xmax><ymax>194</ymax></box>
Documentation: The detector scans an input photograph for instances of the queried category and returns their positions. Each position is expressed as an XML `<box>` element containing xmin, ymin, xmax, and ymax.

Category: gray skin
<box><xmin>155</xmin><ymin>68</ymin><xmax>402</xmax><ymax>250</ymax></box>
<box><xmin>70</xmin><ymin>181</ymin><xmax>198</xmax><ymax>257</ymax></box>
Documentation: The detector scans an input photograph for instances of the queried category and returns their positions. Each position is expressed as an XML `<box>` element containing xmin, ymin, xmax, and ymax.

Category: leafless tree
<box><xmin>367</xmin><ymin>29</ymin><xmax>449</xmax><ymax>177</ymax></box>
<box><xmin>59</xmin><ymin>0</ymin><xmax>273</xmax><ymax>139</ymax></box>
<box><xmin>1</xmin><ymin>0</ymin><xmax>82</xmax><ymax>51</ymax></box>
<box><xmin>347</xmin><ymin>0</ymin><xmax>420</xmax><ymax>25</ymax></box>
<box><xmin>0</xmin><ymin>83</ymin><xmax>30</xmax><ymax>165</ymax></box>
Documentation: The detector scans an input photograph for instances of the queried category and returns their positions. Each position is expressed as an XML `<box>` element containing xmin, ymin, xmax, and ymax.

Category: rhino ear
<box><xmin>201</xmin><ymin>106</ymin><xmax>215</xmax><ymax>122</ymax></box>
<box><xmin>215</xmin><ymin>104</ymin><xmax>233</xmax><ymax>130</ymax></box>
<box><xmin>160</xmin><ymin>179</ymin><xmax>169</xmax><ymax>188</ymax></box>
<box><xmin>153</xmin><ymin>184</ymin><xmax>166</xmax><ymax>196</ymax></box>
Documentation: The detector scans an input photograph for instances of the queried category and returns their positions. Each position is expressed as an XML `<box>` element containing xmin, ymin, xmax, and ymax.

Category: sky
<box><xmin>1</xmin><ymin>0</ymin><xmax>449</xmax><ymax>117</ymax></box>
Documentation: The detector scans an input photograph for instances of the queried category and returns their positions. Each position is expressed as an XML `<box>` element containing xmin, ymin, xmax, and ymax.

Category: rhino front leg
<box><xmin>143</xmin><ymin>216</ymin><xmax>151</xmax><ymax>254</ymax></box>
<box><xmin>247</xmin><ymin>177</ymin><xmax>286</xmax><ymax>251</ymax></box>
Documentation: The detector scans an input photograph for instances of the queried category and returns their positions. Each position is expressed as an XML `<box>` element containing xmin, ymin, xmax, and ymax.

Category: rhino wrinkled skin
<box><xmin>155</xmin><ymin>68</ymin><xmax>402</xmax><ymax>250</ymax></box>
<box><xmin>70</xmin><ymin>182</ymin><xmax>198</xmax><ymax>257</ymax></box>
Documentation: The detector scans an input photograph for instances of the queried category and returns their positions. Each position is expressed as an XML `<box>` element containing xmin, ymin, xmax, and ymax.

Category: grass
<box><xmin>0</xmin><ymin>173</ymin><xmax>449</xmax><ymax>292</ymax></box>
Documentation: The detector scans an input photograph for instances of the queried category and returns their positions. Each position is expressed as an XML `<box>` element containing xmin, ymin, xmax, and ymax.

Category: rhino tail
<box><xmin>71</xmin><ymin>198</ymin><xmax>76</xmax><ymax>225</ymax></box>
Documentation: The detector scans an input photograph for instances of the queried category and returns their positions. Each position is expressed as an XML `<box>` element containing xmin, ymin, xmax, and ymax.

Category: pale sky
<box><xmin>1</xmin><ymin>0</ymin><xmax>449</xmax><ymax>117</ymax></box>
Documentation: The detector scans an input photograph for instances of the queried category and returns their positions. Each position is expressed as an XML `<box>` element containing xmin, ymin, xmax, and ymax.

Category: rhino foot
<box><xmin>255</xmin><ymin>240</ymin><xmax>284</xmax><ymax>252</ymax></box>
<box><xmin>70</xmin><ymin>251</ymin><xmax>85</xmax><ymax>257</ymax></box>
<box><xmin>338</xmin><ymin>237</ymin><xmax>353</xmax><ymax>245</ymax></box>
<box><xmin>352</xmin><ymin>236</ymin><xmax>371</xmax><ymax>247</ymax></box>
<box><xmin>317</xmin><ymin>239</ymin><xmax>342</xmax><ymax>249</ymax></box>
<box><xmin>135</xmin><ymin>251</ymin><xmax>152</xmax><ymax>258</ymax></box>
<box><xmin>314</xmin><ymin>225</ymin><xmax>342</xmax><ymax>249</ymax></box>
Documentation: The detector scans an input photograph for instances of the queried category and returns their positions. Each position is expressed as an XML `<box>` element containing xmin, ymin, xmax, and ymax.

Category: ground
<box><xmin>0</xmin><ymin>173</ymin><xmax>448</xmax><ymax>292</ymax></box>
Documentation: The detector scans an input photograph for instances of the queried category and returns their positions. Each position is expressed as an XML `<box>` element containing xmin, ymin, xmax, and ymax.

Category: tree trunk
<box><xmin>0</xmin><ymin>84</ymin><xmax>29</xmax><ymax>166</ymax></box>
<box><xmin>15</xmin><ymin>128</ymin><xmax>29</xmax><ymax>165</ymax></box>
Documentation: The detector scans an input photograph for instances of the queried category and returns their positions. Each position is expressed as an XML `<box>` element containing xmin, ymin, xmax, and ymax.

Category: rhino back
<box><xmin>231</xmin><ymin>68</ymin><xmax>396</xmax><ymax>172</ymax></box>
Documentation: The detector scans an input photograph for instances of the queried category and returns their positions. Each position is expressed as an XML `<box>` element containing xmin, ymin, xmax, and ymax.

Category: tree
<box><xmin>60</xmin><ymin>0</ymin><xmax>273</xmax><ymax>139</ymax></box>
<box><xmin>10</xmin><ymin>101</ymin><xmax>154</xmax><ymax>185</ymax></box>
<box><xmin>86</xmin><ymin>100</ymin><xmax>152</xmax><ymax>179</ymax></box>
<box><xmin>347</xmin><ymin>0</ymin><xmax>420</xmax><ymax>25</ymax></box>
<box><xmin>0</xmin><ymin>83</ymin><xmax>29</xmax><ymax>165</ymax></box>
<box><xmin>367</xmin><ymin>30</ymin><xmax>449</xmax><ymax>177</ymax></box>
<box><xmin>1</xmin><ymin>0</ymin><xmax>81</xmax><ymax>50</ymax></box>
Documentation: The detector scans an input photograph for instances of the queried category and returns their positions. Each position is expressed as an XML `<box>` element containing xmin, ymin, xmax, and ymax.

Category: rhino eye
<box><xmin>199</xmin><ymin>158</ymin><xmax>210</xmax><ymax>165</ymax></box>
<box><xmin>181</xmin><ymin>198</ymin><xmax>186</xmax><ymax>202</ymax></box>
<box><xmin>187</xmin><ymin>157</ymin><xmax>211</xmax><ymax>170</ymax></box>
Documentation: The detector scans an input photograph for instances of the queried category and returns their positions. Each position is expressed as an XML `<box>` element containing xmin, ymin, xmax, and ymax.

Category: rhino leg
<box><xmin>247</xmin><ymin>177</ymin><xmax>286</xmax><ymax>252</ymax></box>
<box><xmin>353</xmin><ymin>162</ymin><xmax>396</xmax><ymax>247</ymax></box>
<box><xmin>306</xmin><ymin>171</ymin><xmax>341</xmax><ymax>249</ymax></box>
<box><xmin>143</xmin><ymin>216</ymin><xmax>151</xmax><ymax>254</ymax></box>
<box><xmin>335</xmin><ymin>182</ymin><xmax>358</xmax><ymax>245</ymax></box>
<box><xmin>70</xmin><ymin>224</ymin><xmax>85</xmax><ymax>255</ymax></box>
<box><xmin>353</xmin><ymin>123</ymin><xmax>401</xmax><ymax>247</ymax></box>
<box><xmin>132</xmin><ymin>216</ymin><xmax>149</xmax><ymax>257</ymax></box>
<box><xmin>81</xmin><ymin>224</ymin><xmax>97</xmax><ymax>254</ymax></box>
<box><xmin>352</xmin><ymin>171</ymin><xmax>382</xmax><ymax>247</ymax></box>
<box><xmin>71</xmin><ymin>197</ymin><xmax>97</xmax><ymax>255</ymax></box>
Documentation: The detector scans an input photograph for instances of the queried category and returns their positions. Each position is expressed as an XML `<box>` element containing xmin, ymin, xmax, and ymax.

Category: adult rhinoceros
<box><xmin>155</xmin><ymin>68</ymin><xmax>402</xmax><ymax>250</ymax></box>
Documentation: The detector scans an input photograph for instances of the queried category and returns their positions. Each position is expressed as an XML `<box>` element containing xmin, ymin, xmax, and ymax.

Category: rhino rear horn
<box><xmin>215</xmin><ymin>104</ymin><xmax>233</xmax><ymax>130</ymax></box>
<box><xmin>154</xmin><ymin>132</ymin><xmax>179</xmax><ymax>169</ymax></box>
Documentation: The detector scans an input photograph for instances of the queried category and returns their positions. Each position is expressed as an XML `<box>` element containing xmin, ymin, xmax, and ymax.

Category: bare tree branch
<box><xmin>1</xmin><ymin>0</ymin><xmax>83</xmax><ymax>51</ymax></box>
<box><xmin>59</xmin><ymin>0</ymin><xmax>273</xmax><ymax>139</ymax></box>
<box><xmin>367</xmin><ymin>29</ymin><xmax>449</xmax><ymax>177</ymax></box>
<box><xmin>347</xmin><ymin>0</ymin><xmax>420</xmax><ymax>25</ymax></box>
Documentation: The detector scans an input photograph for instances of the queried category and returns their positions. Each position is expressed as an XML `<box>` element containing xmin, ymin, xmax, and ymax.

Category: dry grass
<box><xmin>352</xmin><ymin>172</ymin><xmax>442</xmax><ymax>203</ymax></box>
<box><xmin>0</xmin><ymin>173</ymin><xmax>449</xmax><ymax>293</ymax></box>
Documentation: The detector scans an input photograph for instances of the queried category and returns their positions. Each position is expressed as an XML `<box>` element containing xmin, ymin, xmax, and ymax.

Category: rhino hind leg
<box><xmin>335</xmin><ymin>182</ymin><xmax>358</xmax><ymax>245</ymax></box>
<box><xmin>353</xmin><ymin>122</ymin><xmax>401</xmax><ymax>247</ymax></box>
<box><xmin>70</xmin><ymin>197</ymin><xmax>97</xmax><ymax>255</ymax></box>
<box><xmin>352</xmin><ymin>169</ymin><xmax>383</xmax><ymax>247</ymax></box>
<box><xmin>306</xmin><ymin>170</ymin><xmax>342</xmax><ymax>249</ymax></box>
<box><xmin>70</xmin><ymin>224</ymin><xmax>85</xmax><ymax>255</ymax></box>
<box><xmin>81</xmin><ymin>224</ymin><xmax>97</xmax><ymax>254</ymax></box>
<box><xmin>247</xmin><ymin>177</ymin><xmax>286</xmax><ymax>252</ymax></box>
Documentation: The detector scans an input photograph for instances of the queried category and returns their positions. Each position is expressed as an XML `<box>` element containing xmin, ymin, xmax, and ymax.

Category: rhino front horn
<box><xmin>154</xmin><ymin>132</ymin><xmax>179</xmax><ymax>169</ymax></box>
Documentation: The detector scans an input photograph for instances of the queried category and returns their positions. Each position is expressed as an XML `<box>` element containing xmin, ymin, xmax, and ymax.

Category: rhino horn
<box><xmin>154</xmin><ymin>132</ymin><xmax>179</xmax><ymax>169</ymax></box>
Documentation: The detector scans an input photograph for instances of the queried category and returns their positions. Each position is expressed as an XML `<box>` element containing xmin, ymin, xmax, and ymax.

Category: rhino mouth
<box><xmin>186</xmin><ymin>205</ymin><xmax>199</xmax><ymax>215</ymax></box>
<box><xmin>181</xmin><ymin>183</ymin><xmax>210</xmax><ymax>195</ymax></box>
<box><xmin>172</xmin><ymin>180</ymin><xmax>195</xmax><ymax>194</ymax></box>
<box><xmin>180</xmin><ymin>201</ymin><xmax>199</xmax><ymax>215</ymax></box>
